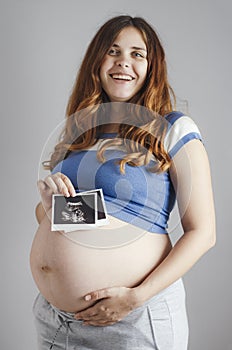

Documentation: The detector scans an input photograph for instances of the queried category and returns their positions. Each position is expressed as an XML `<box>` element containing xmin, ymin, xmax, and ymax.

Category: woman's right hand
<box><xmin>37</xmin><ymin>172</ymin><xmax>76</xmax><ymax>213</ymax></box>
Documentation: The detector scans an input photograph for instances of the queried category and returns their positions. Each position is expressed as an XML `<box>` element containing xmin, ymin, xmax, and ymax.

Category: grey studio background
<box><xmin>1</xmin><ymin>0</ymin><xmax>231</xmax><ymax>349</ymax></box>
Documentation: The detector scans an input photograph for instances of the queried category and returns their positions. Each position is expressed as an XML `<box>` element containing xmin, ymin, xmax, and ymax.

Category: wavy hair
<box><xmin>45</xmin><ymin>15</ymin><xmax>176</xmax><ymax>173</ymax></box>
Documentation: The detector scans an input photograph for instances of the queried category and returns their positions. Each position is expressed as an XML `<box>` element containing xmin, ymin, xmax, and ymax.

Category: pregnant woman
<box><xmin>30</xmin><ymin>15</ymin><xmax>216</xmax><ymax>350</ymax></box>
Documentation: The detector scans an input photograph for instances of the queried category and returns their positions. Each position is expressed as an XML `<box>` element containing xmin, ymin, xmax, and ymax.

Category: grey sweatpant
<box><xmin>33</xmin><ymin>279</ymin><xmax>189</xmax><ymax>349</ymax></box>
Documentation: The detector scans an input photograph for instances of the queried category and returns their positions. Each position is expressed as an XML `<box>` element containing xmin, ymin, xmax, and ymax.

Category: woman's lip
<box><xmin>109</xmin><ymin>73</ymin><xmax>135</xmax><ymax>80</ymax></box>
<box><xmin>109</xmin><ymin>75</ymin><xmax>134</xmax><ymax>84</ymax></box>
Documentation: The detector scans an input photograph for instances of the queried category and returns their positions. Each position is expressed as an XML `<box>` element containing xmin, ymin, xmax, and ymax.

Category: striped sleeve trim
<box><xmin>164</xmin><ymin>114</ymin><xmax>203</xmax><ymax>158</ymax></box>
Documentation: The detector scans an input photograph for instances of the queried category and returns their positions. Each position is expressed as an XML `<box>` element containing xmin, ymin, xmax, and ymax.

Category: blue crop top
<box><xmin>52</xmin><ymin>112</ymin><xmax>203</xmax><ymax>234</ymax></box>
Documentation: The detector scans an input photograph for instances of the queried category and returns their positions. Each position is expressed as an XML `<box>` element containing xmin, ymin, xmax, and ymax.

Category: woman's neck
<box><xmin>99</xmin><ymin>101</ymin><xmax>129</xmax><ymax>133</ymax></box>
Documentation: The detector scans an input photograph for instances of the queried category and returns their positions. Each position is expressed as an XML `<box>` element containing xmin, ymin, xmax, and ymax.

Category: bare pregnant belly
<box><xmin>30</xmin><ymin>214</ymin><xmax>172</xmax><ymax>312</ymax></box>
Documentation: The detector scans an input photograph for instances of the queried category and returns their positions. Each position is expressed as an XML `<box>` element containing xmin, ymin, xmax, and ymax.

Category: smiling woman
<box><xmin>99</xmin><ymin>27</ymin><xmax>148</xmax><ymax>102</ymax></box>
<box><xmin>30</xmin><ymin>15</ymin><xmax>215</xmax><ymax>350</ymax></box>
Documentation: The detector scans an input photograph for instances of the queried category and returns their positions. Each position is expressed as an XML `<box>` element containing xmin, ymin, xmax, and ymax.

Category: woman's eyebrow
<box><xmin>112</xmin><ymin>43</ymin><xmax>147</xmax><ymax>52</ymax></box>
<box><xmin>131</xmin><ymin>46</ymin><xmax>147</xmax><ymax>52</ymax></box>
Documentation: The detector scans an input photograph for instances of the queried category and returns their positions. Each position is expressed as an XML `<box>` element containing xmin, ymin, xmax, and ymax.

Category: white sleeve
<box><xmin>164</xmin><ymin>112</ymin><xmax>203</xmax><ymax>158</ymax></box>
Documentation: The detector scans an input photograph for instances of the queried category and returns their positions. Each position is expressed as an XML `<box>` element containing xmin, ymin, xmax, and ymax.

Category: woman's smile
<box><xmin>109</xmin><ymin>73</ymin><xmax>135</xmax><ymax>82</ymax></box>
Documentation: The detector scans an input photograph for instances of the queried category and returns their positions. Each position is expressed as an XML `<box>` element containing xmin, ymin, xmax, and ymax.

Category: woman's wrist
<box><xmin>132</xmin><ymin>284</ymin><xmax>151</xmax><ymax>308</ymax></box>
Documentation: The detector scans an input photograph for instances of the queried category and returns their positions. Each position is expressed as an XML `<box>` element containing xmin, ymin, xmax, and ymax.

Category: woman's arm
<box><xmin>35</xmin><ymin>202</ymin><xmax>46</xmax><ymax>224</ymax></box>
<box><xmin>73</xmin><ymin>139</ymin><xmax>216</xmax><ymax>326</ymax></box>
<box><xmin>134</xmin><ymin>139</ymin><xmax>216</xmax><ymax>303</ymax></box>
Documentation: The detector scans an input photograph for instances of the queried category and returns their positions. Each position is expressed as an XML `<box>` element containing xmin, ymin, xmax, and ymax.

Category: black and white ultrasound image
<box><xmin>53</xmin><ymin>194</ymin><xmax>96</xmax><ymax>225</ymax></box>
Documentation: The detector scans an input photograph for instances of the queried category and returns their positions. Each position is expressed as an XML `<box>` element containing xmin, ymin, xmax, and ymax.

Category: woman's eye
<box><xmin>108</xmin><ymin>49</ymin><xmax>118</xmax><ymax>55</ymax></box>
<box><xmin>133</xmin><ymin>52</ymin><xmax>144</xmax><ymax>58</ymax></box>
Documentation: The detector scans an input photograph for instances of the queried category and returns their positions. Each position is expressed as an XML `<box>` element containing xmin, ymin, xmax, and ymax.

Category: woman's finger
<box><xmin>39</xmin><ymin>172</ymin><xmax>75</xmax><ymax>198</ymax></box>
<box><xmin>43</xmin><ymin>175</ymin><xmax>59</xmax><ymax>194</ymax></box>
<box><xmin>53</xmin><ymin>174</ymin><xmax>71</xmax><ymax>196</ymax></box>
<box><xmin>54</xmin><ymin>173</ymin><xmax>76</xmax><ymax>196</ymax></box>
<box><xmin>42</xmin><ymin>173</ymin><xmax>71</xmax><ymax>196</ymax></box>
<box><xmin>61</xmin><ymin>174</ymin><xmax>76</xmax><ymax>196</ymax></box>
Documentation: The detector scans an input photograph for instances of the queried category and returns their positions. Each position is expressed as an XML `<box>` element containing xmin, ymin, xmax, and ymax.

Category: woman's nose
<box><xmin>115</xmin><ymin>55</ymin><xmax>130</xmax><ymax>68</ymax></box>
<box><xmin>116</xmin><ymin>61</ymin><xmax>129</xmax><ymax>68</ymax></box>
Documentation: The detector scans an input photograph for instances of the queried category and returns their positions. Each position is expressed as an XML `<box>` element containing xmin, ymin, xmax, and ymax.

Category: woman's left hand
<box><xmin>74</xmin><ymin>286</ymin><xmax>140</xmax><ymax>326</ymax></box>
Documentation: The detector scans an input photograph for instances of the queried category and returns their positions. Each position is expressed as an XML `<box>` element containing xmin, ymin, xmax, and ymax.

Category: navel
<box><xmin>41</xmin><ymin>265</ymin><xmax>51</xmax><ymax>273</ymax></box>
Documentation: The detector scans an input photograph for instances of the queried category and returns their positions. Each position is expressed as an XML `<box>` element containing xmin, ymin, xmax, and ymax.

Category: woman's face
<box><xmin>100</xmin><ymin>26</ymin><xmax>148</xmax><ymax>102</ymax></box>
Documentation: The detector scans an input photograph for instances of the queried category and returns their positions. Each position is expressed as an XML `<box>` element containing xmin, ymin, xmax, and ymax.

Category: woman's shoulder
<box><xmin>164</xmin><ymin>111</ymin><xmax>203</xmax><ymax>159</ymax></box>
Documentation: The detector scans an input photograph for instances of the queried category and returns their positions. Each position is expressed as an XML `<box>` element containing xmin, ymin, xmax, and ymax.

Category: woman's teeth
<box><xmin>110</xmin><ymin>74</ymin><xmax>133</xmax><ymax>81</ymax></box>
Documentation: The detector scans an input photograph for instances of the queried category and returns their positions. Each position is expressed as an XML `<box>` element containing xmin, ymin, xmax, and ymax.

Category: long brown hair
<box><xmin>46</xmin><ymin>15</ymin><xmax>176</xmax><ymax>172</ymax></box>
